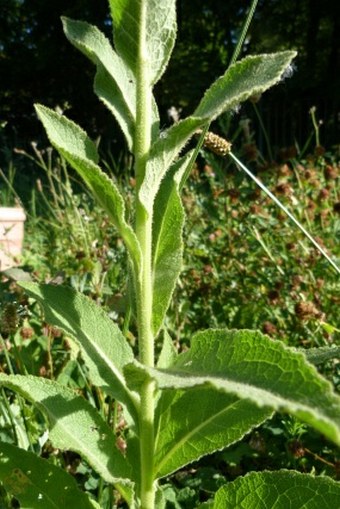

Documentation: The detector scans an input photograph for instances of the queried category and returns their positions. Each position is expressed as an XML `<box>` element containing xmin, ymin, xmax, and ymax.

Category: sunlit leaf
<box><xmin>139</xmin><ymin>118</ymin><xmax>204</xmax><ymax>213</ymax></box>
<box><xmin>151</xmin><ymin>156</ymin><xmax>189</xmax><ymax>335</ymax></box>
<box><xmin>34</xmin><ymin>104</ymin><xmax>141</xmax><ymax>272</ymax></box>
<box><xmin>213</xmin><ymin>470</ymin><xmax>340</xmax><ymax>509</ymax></box>
<box><xmin>0</xmin><ymin>374</ymin><xmax>132</xmax><ymax>484</ymax></box>
<box><xmin>125</xmin><ymin>329</ymin><xmax>340</xmax><ymax>448</ymax></box>
<box><xmin>139</xmin><ymin>52</ymin><xmax>296</xmax><ymax>214</ymax></box>
<box><xmin>62</xmin><ymin>17</ymin><xmax>136</xmax><ymax>148</ymax></box>
<box><xmin>154</xmin><ymin>387</ymin><xmax>272</xmax><ymax>478</ymax></box>
<box><xmin>109</xmin><ymin>0</ymin><xmax>177</xmax><ymax>85</ymax></box>
<box><xmin>194</xmin><ymin>51</ymin><xmax>296</xmax><ymax>120</ymax></box>
<box><xmin>19</xmin><ymin>283</ymin><xmax>139</xmax><ymax>420</ymax></box>
<box><xmin>0</xmin><ymin>442</ymin><xmax>100</xmax><ymax>509</ymax></box>
<box><xmin>298</xmin><ymin>345</ymin><xmax>340</xmax><ymax>365</ymax></box>
<box><xmin>157</xmin><ymin>331</ymin><xmax>178</xmax><ymax>369</ymax></box>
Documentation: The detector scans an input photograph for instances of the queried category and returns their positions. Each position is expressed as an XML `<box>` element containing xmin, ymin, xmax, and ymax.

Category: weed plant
<box><xmin>0</xmin><ymin>1</ymin><xmax>339</xmax><ymax>508</ymax></box>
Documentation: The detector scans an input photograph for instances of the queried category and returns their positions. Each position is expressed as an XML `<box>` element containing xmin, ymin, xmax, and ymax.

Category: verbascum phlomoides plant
<box><xmin>0</xmin><ymin>1</ymin><xmax>339</xmax><ymax>508</ymax></box>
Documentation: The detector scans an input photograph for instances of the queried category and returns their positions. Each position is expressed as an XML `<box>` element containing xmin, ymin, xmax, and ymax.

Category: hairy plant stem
<box><xmin>134</xmin><ymin>2</ymin><xmax>155</xmax><ymax>507</ymax></box>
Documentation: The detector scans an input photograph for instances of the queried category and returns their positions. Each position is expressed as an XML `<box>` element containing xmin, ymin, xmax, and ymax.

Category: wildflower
<box><xmin>203</xmin><ymin>164</ymin><xmax>215</xmax><ymax>177</ymax></box>
<box><xmin>295</xmin><ymin>163</ymin><xmax>305</xmax><ymax>173</ymax></box>
<box><xmin>42</xmin><ymin>324</ymin><xmax>62</xmax><ymax>338</ymax></box>
<box><xmin>319</xmin><ymin>209</ymin><xmax>330</xmax><ymax>221</ymax></box>
<box><xmin>263</xmin><ymin>321</ymin><xmax>278</xmax><ymax>336</ymax></box>
<box><xmin>318</xmin><ymin>188</ymin><xmax>330</xmax><ymax>201</ymax></box>
<box><xmin>278</xmin><ymin>163</ymin><xmax>292</xmax><ymax>176</ymax></box>
<box><xmin>291</xmin><ymin>275</ymin><xmax>304</xmax><ymax>289</ymax></box>
<box><xmin>275</xmin><ymin>182</ymin><xmax>293</xmax><ymax>196</ymax></box>
<box><xmin>20</xmin><ymin>326</ymin><xmax>34</xmax><ymax>340</ymax></box>
<box><xmin>249</xmin><ymin>188</ymin><xmax>262</xmax><ymax>200</ymax></box>
<box><xmin>228</xmin><ymin>188</ymin><xmax>240</xmax><ymax>203</ymax></box>
<box><xmin>304</xmin><ymin>168</ymin><xmax>317</xmax><ymax>180</ymax></box>
<box><xmin>267</xmin><ymin>290</ymin><xmax>280</xmax><ymax>304</ymax></box>
<box><xmin>324</xmin><ymin>165</ymin><xmax>338</xmax><ymax>180</ymax></box>
<box><xmin>286</xmin><ymin>241</ymin><xmax>296</xmax><ymax>251</ymax></box>
<box><xmin>295</xmin><ymin>301</ymin><xmax>321</xmax><ymax>321</ymax></box>
<box><xmin>250</xmin><ymin>204</ymin><xmax>262</xmax><ymax>215</ymax></box>
<box><xmin>316</xmin><ymin>278</ymin><xmax>325</xmax><ymax>289</ymax></box>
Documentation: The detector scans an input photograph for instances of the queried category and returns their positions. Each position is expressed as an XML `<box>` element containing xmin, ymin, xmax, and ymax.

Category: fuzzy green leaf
<box><xmin>139</xmin><ymin>52</ymin><xmax>296</xmax><ymax>214</ymax></box>
<box><xmin>0</xmin><ymin>442</ymin><xmax>99</xmax><ymax>509</ymax></box>
<box><xmin>151</xmin><ymin>156</ymin><xmax>189</xmax><ymax>335</ymax></box>
<box><xmin>61</xmin><ymin>17</ymin><xmax>160</xmax><ymax>146</ymax></box>
<box><xmin>61</xmin><ymin>17</ymin><xmax>136</xmax><ymax>148</ymax></box>
<box><xmin>125</xmin><ymin>329</ymin><xmax>340</xmax><ymax>447</ymax></box>
<box><xmin>299</xmin><ymin>345</ymin><xmax>340</xmax><ymax>365</ymax></box>
<box><xmin>157</xmin><ymin>331</ymin><xmax>178</xmax><ymax>369</ymax></box>
<box><xmin>34</xmin><ymin>104</ymin><xmax>141</xmax><ymax>272</ymax></box>
<box><xmin>154</xmin><ymin>387</ymin><xmax>272</xmax><ymax>478</ymax></box>
<box><xmin>213</xmin><ymin>470</ymin><xmax>340</xmax><ymax>509</ymax></box>
<box><xmin>194</xmin><ymin>51</ymin><xmax>297</xmax><ymax>120</ymax></box>
<box><xmin>139</xmin><ymin>118</ymin><xmax>204</xmax><ymax>213</ymax></box>
<box><xmin>0</xmin><ymin>374</ymin><xmax>132</xmax><ymax>484</ymax></box>
<box><xmin>94</xmin><ymin>65</ymin><xmax>160</xmax><ymax>145</ymax></box>
<box><xmin>18</xmin><ymin>283</ymin><xmax>138</xmax><ymax>419</ymax></box>
<box><xmin>109</xmin><ymin>0</ymin><xmax>177</xmax><ymax>85</ymax></box>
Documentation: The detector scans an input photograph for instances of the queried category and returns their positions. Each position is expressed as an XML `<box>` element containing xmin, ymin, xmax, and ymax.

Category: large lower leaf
<box><xmin>154</xmin><ymin>387</ymin><xmax>272</xmax><ymax>478</ymax></box>
<box><xmin>109</xmin><ymin>0</ymin><xmax>177</xmax><ymax>86</ymax></box>
<box><xmin>125</xmin><ymin>329</ymin><xmax>340</xmax><ymax>447</ymax></box>
<box><xmin>151</xmin><ymin>155</ymin><xmax>189</xmax><ymax>336</ymax></box>
<box><xmin>0</xmin><ymin>442</ymin><xmax>100</xmax><ymax>509</ymax></box>
<box><xmin>213</xmin><ymin>470</ymin><xmax>340</xmax><ymax>509</ymax></box>
<box><xmin>0</xmin><ymin>374</ymin><xmax>132</xmax><ymax>484</ymax></box>
<box><xmin>19</xmin><ymin>283</ymin><xmax>139</xmax><ymax>419</ymax></box>
<box><xmin>34</xmin><ymin>104</ymin><xmax>141</xmax><ymax>273</ymax></box>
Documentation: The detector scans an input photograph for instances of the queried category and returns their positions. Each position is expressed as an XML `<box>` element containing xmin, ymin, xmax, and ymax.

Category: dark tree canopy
<box><xmin>0</xmin><ymin>0</ymin><xmax>110</xmax><ymax>141</ymax></box>
<box><xmin>0</xmin><ymin>0</ymin><xmax>339</xmax><ymax>150</ymax></box>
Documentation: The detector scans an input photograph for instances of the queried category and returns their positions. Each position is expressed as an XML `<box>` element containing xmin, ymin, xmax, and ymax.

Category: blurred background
<box><xmin>0</xmin><ymin>0</ymin><xmax>339</xmax><ymax>158</ymax></box>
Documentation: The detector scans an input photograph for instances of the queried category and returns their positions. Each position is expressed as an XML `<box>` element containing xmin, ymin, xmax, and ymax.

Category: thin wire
<box><xmin>229</xmin><ymin>151</ymin><xmax>340</xmax><ymax>275</ymax></box>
